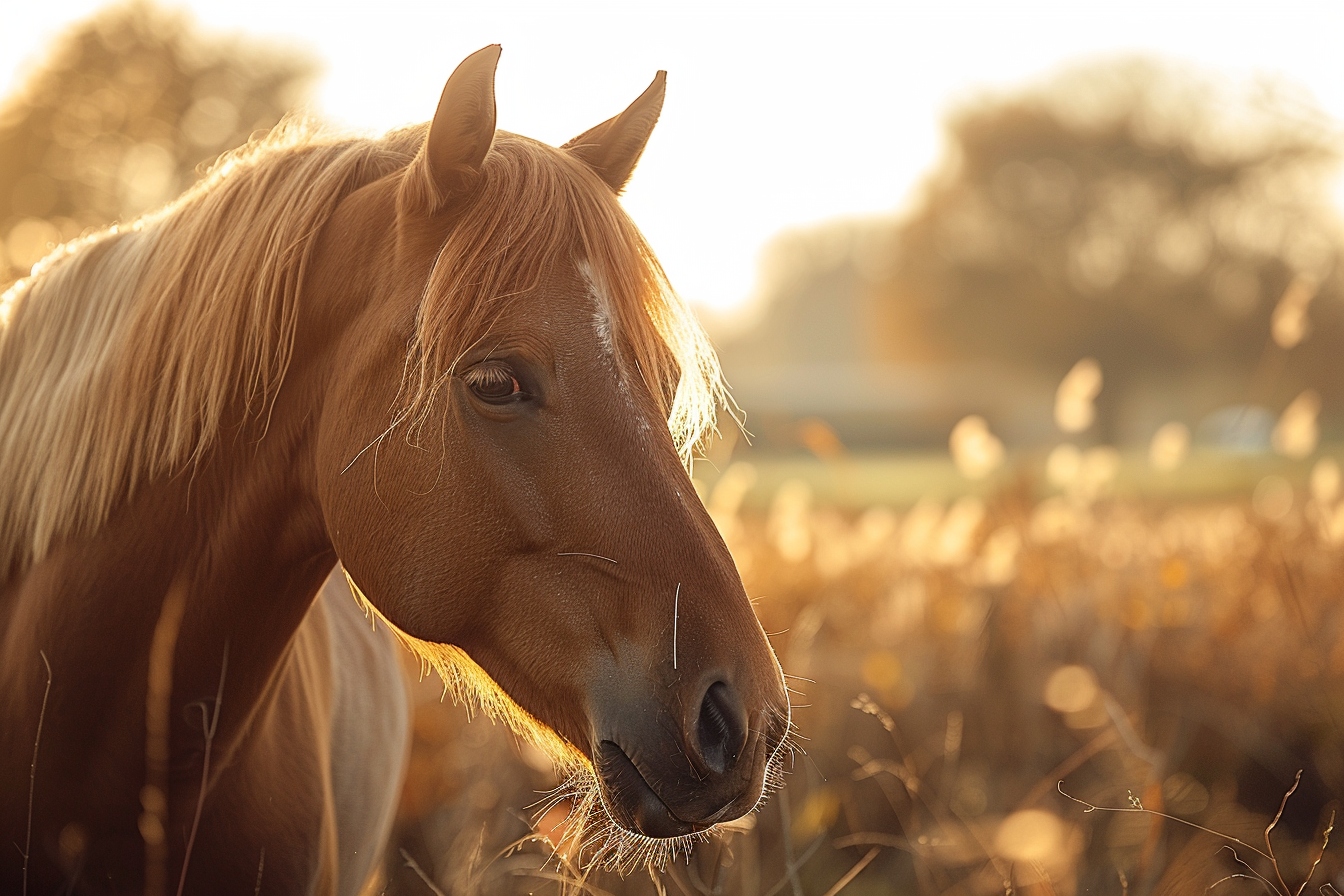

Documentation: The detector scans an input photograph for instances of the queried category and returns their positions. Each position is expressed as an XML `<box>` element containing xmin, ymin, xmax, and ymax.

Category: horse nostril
<box><xmin>695</xmin><ymin>681</ymin><xmax>747</xmax><ymax>775</ymax></box>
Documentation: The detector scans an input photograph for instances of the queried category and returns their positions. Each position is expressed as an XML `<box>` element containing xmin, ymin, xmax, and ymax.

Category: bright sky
<box><xmin>5</xmin><ymin>1</ymin><xmax>1344</xmax><ymax>319</ymax></box>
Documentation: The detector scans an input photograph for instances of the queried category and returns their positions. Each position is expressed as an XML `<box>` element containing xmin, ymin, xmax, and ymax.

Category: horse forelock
<box><xmin>0</xmin><ymin>119</ymin><xmax>417</xmax><ymax>577</ymax></box>
<box><xmin>397</xmin><ymin>133</ymin><xmax>733</xmax><ymax>470</ymax></box>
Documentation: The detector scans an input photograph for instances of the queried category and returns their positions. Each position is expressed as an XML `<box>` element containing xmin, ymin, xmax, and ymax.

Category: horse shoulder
<box><xmin>317</xmin><ymin>567</ymin><xmax>411</xmax><ymax>894</ymax></box>
<box><xmin>188</xmin><ymin>570</ymin><xmax>409</xmax><ymax>896</ymax></box>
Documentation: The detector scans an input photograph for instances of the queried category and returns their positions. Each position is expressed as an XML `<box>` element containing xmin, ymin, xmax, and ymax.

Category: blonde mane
<box><xmin>0</xmin><ymin>121</ymin><xmax>729</xmax><ymax>584</ymax></box>
<box><xmin>0</xmin><ymin>121</ymin><xmax>417</xmax><ymax>577</ymax></box>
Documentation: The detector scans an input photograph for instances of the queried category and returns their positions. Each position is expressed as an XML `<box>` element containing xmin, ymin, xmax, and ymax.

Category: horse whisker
<box><xmin>556</xmin><ymin>552</ymin><xmax>618</xmax><ymax>564</ymax></box>
<box><xmin>338</xmin><ymin>425</ymin><xmax>390</xmax><ymax>476</ymax></box>
<box><xmin>672</xmin><ymin>583</ymin><xmax>680</xmax><ymax>671</ymax></box>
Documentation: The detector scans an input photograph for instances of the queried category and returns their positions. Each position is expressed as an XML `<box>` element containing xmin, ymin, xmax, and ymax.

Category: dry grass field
<box><xmin>5</xmin><ymin>11</ymin><xmax>1343</xmax><ymax>894</ymax></box>
<box><xmin>384</xmin><ymin>450</ymin><xmax>1344</xmax><ymax>896</ymax></box>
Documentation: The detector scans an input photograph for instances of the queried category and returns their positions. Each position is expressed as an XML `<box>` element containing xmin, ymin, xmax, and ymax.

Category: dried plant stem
<box><xmin>760</xmin><ymin>834</ymin><xmax>825</xmax><ymax>896</ymax></box>
<box><xmin>648</xmin><ymin>865</ymin><xmax>669</xmax><ymax>896</ymax></box>
<box><xmin>400</xmin><ymin>849</ymin><xmax>448</xmax><ymax>896</ymax></box>
<box><xmin>1295</xmin><ymin>809</ymin><xmax>1334</xmax><ymax>896</ymax></box>
<box><xmin>22</xmin><ymin>650</ymin><xmax>52</xmax><ymax>896</ymax></box>
<box><xmin>176</xmin><ymin>643</ymin><xmax>227</xmax><ymax>896</ymax></box>
<box><xmin>1265</xmin><ymin>770</ymin><xmax>1301</xmax><ymax>896</ymax></box>
<box><xmin>819</xmin><ymin>847</ymin><xmax>878</xmax><ymax>896</ymax></box>
<box><xmin>510</xmin><ymin>830</ymin><xmax>611</xmax><ymax>896</ymax></box>
<box><xmin>671</xmin><ymin>831</ymin><xmax>739</xmax><ymax>895</ymax></box>
<box><xmin>831</xmin><ymin>832</ymin><xmax>916</xmax><ymax>854</ymax></box>
<box><xmin>1058</xmin><ymin>782</ymin><xmax>1275</xmax><ymax>865</ymax></box>
<box><xmin>518</xmin><ymin>869</ymin><xmax>617</xmax><ymax>896</ymax></box>
<box><xmin>1017</xmin><ymin>729</ymin><xmax>1118</xmax><ymax>810</ymax></box>
<box><xmin>774</xmin><ymin>788</ymin><xmax>805</xmax><ymax>896</ymax></box>
<box><xmin>143</xmin><ymin>582</ymin><xmax>187</xmax><ymax>896</ymax></box>
<box><xmin>1059</xmin><ymin>774</ymin><xmax>1334</xmax><ymax>896</ymax></box>
<box><xmin>1209</xmin><ymin>845</ymin><xmax>1278</xmax><ymax>896</ymax></box>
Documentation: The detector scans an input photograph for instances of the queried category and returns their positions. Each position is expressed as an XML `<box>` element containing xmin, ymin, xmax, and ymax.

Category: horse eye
<box><xmin>463</xmin><ymin>362</ymin><xmax>524</xmax><ymax>403</ymax></box>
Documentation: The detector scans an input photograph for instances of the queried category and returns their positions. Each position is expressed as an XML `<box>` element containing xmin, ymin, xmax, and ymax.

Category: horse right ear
<box><xmin>563</xmin><ymin>71</ymin><xmax>666</xmax><ymax>194</ymax></box>
<box><xmin>403</xmin><ymin>45</ymin><xmax>501</xmax><ymax>215</ymax></box>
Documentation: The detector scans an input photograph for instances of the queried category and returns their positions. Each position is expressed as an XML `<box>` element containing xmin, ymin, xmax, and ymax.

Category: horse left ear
<box><xmin>563</xmin><ymin>71</ymin><xmax>666</xmax><ymax>194</ymax></box>
<box><xmin>405</xmin><ymin>44</ymin><xmax>502</xmax><ymax>214</ymax></box>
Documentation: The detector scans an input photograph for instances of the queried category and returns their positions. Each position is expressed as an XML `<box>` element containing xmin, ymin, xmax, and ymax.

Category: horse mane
<box><xmin>0</xmin><ymin>120</ymin><xmax>418</xmax><ymax>577</ymax></box>
<box><xmin>0</xmin><ymin>121</ymin><xmax>729</xmax><ymax>581</ymax></box>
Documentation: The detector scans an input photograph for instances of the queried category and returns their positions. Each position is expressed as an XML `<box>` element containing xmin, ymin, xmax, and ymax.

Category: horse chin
<box><xmin>592</xmin><ymin>737</ymin><xmax>771</xmax><ymax>842</ymax></box>
<box><xmin>536</xmin><ymin>734</ymin><xmax>788</xmax><ymax>875</ymax></box>
<box><xmin>595</xmin><ymin>741</ymin><xmax>709</xmax><ymax>839</ymax></box>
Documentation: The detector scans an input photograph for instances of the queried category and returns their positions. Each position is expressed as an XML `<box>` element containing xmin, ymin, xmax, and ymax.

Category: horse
<box><xmin>0</xmin><ymin>45</ymin><xmax>791</xmax><ymax>895</ymax></box>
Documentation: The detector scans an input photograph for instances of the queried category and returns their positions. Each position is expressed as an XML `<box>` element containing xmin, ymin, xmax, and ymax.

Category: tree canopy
<box><xmin>725</xmin><ymin>59</ymin><xmax>1344</xmax><ymax>447</ymax></box>
<box><xmin>879</xmin><ymin>59</ymin><xmax>1343</xmax><ymax>377</ymax></box>
<box><xmin>0</xmin><ymin>2</ymin><xmax>315</xmax><ymax>285</ymax></box>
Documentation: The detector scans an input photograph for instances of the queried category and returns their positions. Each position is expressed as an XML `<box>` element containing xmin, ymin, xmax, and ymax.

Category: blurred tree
<box><xmin>725</xmin><ymin>59</ymin><xmax>1344</xmax><ymax>448</ymax></box>
<box><xmin>0</xmin><ymin>1</ymin><xmax>315</xmax><ymax>285</ymax></box>
<box><xmin>872</xmin><ymin>59</ymin><xmax>1344</xmax><ymax>436</ymax></box>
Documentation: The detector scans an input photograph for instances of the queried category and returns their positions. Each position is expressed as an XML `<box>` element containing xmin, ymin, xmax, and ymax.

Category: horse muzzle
<box><xmin>591</xmin><ymin>675</ymin><xmax>786</xmax><ymax>839</ymax></box>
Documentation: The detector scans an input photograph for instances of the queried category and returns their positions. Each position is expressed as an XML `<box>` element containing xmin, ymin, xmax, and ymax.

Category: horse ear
<box><xmin>406</xmin><ymin>44</ymin><xmax>501</xmax><ymax>214</ymax></box>
<box><xmin>563</xmin><ymin>71</ymin><xmax>666</xmax><ymax>194</ymax></box>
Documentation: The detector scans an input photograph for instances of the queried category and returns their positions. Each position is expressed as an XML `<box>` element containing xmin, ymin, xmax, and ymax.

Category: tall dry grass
<box><xmin>386</xmin><ymin>451</ymin><xmax>1344</xmax><ymax>895</ymax></box>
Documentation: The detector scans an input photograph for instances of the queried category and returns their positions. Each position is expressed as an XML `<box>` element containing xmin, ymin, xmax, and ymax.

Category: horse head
<box><xmin>309</xmin><ymin>46</ymin><xmax>790</xmax><ymax>859</ymax></box>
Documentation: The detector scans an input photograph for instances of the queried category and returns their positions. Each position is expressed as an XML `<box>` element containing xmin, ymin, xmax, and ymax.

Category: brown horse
<box><xmin>0</xmin><ymin>46</ymin><xmax>790</xmax><ymax>895</ymax></box>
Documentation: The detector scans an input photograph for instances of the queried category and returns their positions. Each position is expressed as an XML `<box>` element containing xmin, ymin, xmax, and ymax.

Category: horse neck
<box><xmin>77</xmin><ymin>177</ymin><xmax>409</xmax><ymax>725</ymax></box>
<box><xmin>1</xmin><ymin>392</ymin><xmax>334</xmax><ymax>758</ymax></box>
<box><xmin>0</xmin><ymin>251</ymin><xmax>375</xmax><ymax>807</ymax></box>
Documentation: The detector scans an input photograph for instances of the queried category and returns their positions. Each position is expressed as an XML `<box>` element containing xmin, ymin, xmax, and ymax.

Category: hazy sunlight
<box><xmin>6</xmin><ymin>1</ymin><xmax>1344</xmax><ymax>317</ymax></box>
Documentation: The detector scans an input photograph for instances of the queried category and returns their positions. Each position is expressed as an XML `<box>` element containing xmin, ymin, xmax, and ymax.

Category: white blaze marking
<box><xmin>580</xmin><ymin>260</ymin><xmax>655</xmax><ymax>445</ymax></box>
<box><xmin>580</xmin><ymin>260</ymin><xmax>616</xmax><ymax>362</ymax></box>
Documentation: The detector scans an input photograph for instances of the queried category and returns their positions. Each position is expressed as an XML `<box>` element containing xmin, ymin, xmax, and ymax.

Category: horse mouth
<box><xmin>595</xmin><ymin>740</ymin><xmax>712</xmax><ymax>839</ymax></box>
